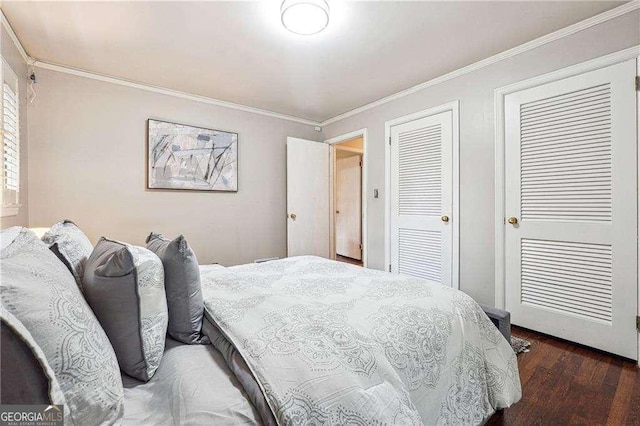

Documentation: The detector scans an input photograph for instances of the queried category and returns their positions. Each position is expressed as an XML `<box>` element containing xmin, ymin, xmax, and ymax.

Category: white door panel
<box><xmin>286</xmin><ymin>137</ymin><xmax>330</xmax><ymax>258</ymax></box>
<box><xmin>390</xmin><ymin>111</ymin><xmax>453</xmax><ymax>285</ymax></box>
<box><xmin>336</xmin><ymin>154</ymin><xmax>362</xmax><ymax>260</ymax></box>
<box><xmin>505</xmin><ymin>59</ymin><xmax>637</xmax><ymax>359</ymax></box>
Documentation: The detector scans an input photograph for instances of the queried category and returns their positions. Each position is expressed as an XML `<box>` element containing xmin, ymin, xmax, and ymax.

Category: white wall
<box><xmin>1</xmin><ymin>25</ymin><xmax>29</xmax><ymax>228</ymax></box>
<box><xmin>322</xmin><ymin>11</ymin><xmax>640</xmax><ymax>305</ymax></box>
<box><xmin>27</xmin><ymin>69</ymin><xmax>320</xmax><ymax>265</ymax></box>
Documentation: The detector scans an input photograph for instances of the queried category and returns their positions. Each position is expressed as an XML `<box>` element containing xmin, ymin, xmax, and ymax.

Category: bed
<box><xmin>121</xmin><ymin>337</ymin><xmax>262</xmax><ymax>425</ymax></box>
<box><xmin>2</xmin><ymin>225</ymin><xmax>520</xmax><ymax>425</ymax></box>
<box><xmin>196</xmin><ymin>256</ymin><xmax>522</xmax><ymax>425</ymax></box>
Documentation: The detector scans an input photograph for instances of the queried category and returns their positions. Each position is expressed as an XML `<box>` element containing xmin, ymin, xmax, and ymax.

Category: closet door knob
<box><xmin>508</xmin><ymin>217</ymin><xmax>518</xmax><ymax>225</ymax></box>
<box><xmin>441</xmin><ymin>215</ymin><xmax>449</xmax><ymax>222</ymax></box>
<box><xmin>289</xmin><ymin>213</ymin><xmax>297</xmax><ymax>220</ymax></box>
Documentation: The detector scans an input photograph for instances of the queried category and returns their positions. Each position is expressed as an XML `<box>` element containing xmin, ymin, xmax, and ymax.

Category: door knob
<box><xmin>290</xmin><ymin>213</ymin><xmax>297</xmax><ymax>220</ymax></box>
<box><xmin>507</xmin><ymin>217</ymin><xmax>518</xmax><ymax>225</ymax></box>
<box><xmin>336</xmin><ymin>210</ymin><xmax>340</xmax><ymax>214</ymax></box>
<box><xmin>441</xmin><ymin>215</ymin><xmax>449</xmax><ymax>222</ymax></box>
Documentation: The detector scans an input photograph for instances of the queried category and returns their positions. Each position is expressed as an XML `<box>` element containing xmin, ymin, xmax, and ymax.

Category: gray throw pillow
<box><xmin>0</xmin><ymin>228</ymin><xmax>124</xmax><ymax>425</ymax></box>
<box><xmin>42</xmin><ymin>220</ymin><xmax>94</xmax><ymax>291</ymax></box>
<box><xmin>146</xmin><ymin>232</ymin><xmax>209</xmax><ymax>345</ymax></box>
<box><xmin>83</xmin><ymin>237</ymin><xmax>168</xmax><ymax>382</ymax></box>
<box><xmin>0</xmin><ymin>308</ymin><xmax>67</xmax><ymax>409</ymax></box>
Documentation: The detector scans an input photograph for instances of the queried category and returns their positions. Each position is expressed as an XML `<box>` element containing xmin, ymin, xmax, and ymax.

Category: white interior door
<box><xmin>504</xmin><ymin>59</ymin><xmax>637</xmax><ymax>359</ymax></box>
<box><xmin>336</xmin><ymin>154</ymin><xmax>362</xmax><ymax>260</ymax></box>
<box><xmin>286</xmin><ymin>137</ymin><xmax>330</xmax><ymax>258</ymax></box>
<box><xmin>390</xmin><ymin>111</ymin><xmax>453</xmax><ymax>285</ymax></box>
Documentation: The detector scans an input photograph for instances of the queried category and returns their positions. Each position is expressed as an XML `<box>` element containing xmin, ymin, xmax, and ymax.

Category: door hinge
<box><xmin>388</xmin><ymin>137</ymin><xmax>391</xmax><ymax>146</ymax></box>
<box><xmin>388</xmin><ymin>264</ymin><xmax>392</xmax><ymax>272</ymax></box>
<box><xmin>359</xmin><ymin>160</ymin><xmax>363</xmax><ymax>168</ymax></box>
<box><xmin>637</xmin><ymin>316</ymin><xmax>640</xmax><ymax>331</ymax></box>
<box><xmin>359</xmin><ymin>243</ymin><xmax>363</xmax><ymax>251</ymax></box>
<box><xmin>636</xmin><ymin>76</ymin><xmax>640</xmax><ymax>91</ymax></box>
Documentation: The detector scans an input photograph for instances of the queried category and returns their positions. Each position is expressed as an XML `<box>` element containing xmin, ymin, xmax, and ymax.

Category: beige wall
<box><xmin>27</xmin><ymin>69</ymin><xmax>320</xmax><ymax>265</ymax></box>
<box><xmin>322</xmin><ymin>11</ymin><xmax>640</xmax><ymax>305</ymax></box>
<box><xmin>337</xmin><ymin>136</ymin><xmax>363</xmax><ymax>150</ymax></box>
<box><xmin>1</xmin><ymin>25</ymin><xmax>29</xmax><ymax>228</ymax></box>
<box><xmin>336</xmin><ymin>137</ymin><xmax>364</xmax><ymax>159</ymax></box>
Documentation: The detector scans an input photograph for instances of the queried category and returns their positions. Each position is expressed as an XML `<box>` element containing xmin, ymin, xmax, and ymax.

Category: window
<box><xmin>1</xmin><ymin>58</ymin><xmax>19</xmax><ymax>217</ymax></box>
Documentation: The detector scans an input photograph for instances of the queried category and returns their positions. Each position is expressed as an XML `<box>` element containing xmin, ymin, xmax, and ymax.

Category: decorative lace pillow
<box><xmin>83</xmin><ymin>237</ymin><xmax>168</xmax><ymax>382</ymax></box>
<box><xmin>42</xmin><ymin>220</ymin><xmax>94</xmax><ymax>291</ymax></box>
<box><xmin>0</xmin><ymin>228</ymin><xmax>124</xmax><ymax>425</ymax></box>
<box><xmin>146</xmin><ymin>232</ymin><xmax>209</xmax><ymax>345</ymax></box>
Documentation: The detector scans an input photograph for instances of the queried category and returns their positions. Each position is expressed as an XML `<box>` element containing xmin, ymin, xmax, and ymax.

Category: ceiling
<box><xmin>2</xmin><ymin>1</ymin><xmax>626</xmax><ymax>122</ymax></box>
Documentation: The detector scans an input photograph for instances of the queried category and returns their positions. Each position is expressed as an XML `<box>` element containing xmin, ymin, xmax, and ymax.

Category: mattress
<box><xmin>121</xmin><ymin>337</ymin><xmax>262</xmax><ymax>425</ymax></box>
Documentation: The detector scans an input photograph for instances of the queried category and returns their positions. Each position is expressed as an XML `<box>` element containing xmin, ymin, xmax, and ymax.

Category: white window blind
<box><xmin>1</xmin><ymin>58</ymin><xmax>19</xmax><ymax>216</ymax></box>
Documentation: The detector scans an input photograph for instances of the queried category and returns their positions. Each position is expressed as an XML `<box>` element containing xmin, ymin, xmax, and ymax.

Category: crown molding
<box><xmin>1</xmin><ymin>10</ymin><xmax>320</xmax><ymax>126</ymax></box>
<box><xmin>32</xmin><ymin>60</ymin><xmax>320</xmax><ymax>126</ymax></box>
<box><xmin>1</xmin><ymin>10</ymin><xmax>31</xmax><ymax>65</ymax></box>
<box><xmin>320</xmin><ymin>0</ymin><xmax>640</xmax><ymax>127</ymax></box>
<box><xmin>3</xmin><ymin>2</ymin><xmax>638</xmax><ymax>127</ymax></box>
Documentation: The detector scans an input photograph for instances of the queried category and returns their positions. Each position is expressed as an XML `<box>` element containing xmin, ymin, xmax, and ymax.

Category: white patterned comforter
<box><xmin>201</xmin><ymin>256</ymin><xmax>521</xmax><ymax>425</ymax></box>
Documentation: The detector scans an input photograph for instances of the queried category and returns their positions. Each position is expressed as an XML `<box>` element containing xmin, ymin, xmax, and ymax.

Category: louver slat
<box><xmin>520</xmin><ymin>83</ymin><xmax>612</xmax><ymax>222</ymax></box>
<box><xmin>521</xmin><ymin>239</ymin><xmax>612</xmax><ymax>324</ymax></box>
<box><xmin>398</xmin><ymin>124</ymin><xmax>441</xmax><ymax>216</ymax></box>
<box><xmin>2</xmin><ymin>83</ymin><xmax>19</xmax><ymax>191</ymax></box>
<box><xmin>398</xmin><ymin>229</ymin><xmax>441</xmax><ymax>281</ymax></box>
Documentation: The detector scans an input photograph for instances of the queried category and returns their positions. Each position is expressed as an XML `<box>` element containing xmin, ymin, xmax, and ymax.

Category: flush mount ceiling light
<box><xmin>281</xmin><ymin>0</ymin><xmax>330</xmax><ymax>35</ymax></box>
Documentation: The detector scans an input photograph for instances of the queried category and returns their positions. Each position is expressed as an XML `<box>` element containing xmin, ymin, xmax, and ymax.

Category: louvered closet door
<box><xmin>505</xmin><ymin>59</ymin><xmax>637</xmax><ymax>359</ymax></box>
<box><xmin>391</xmin><ymin>111</ymin><xmax>452</xmax><ymax>285</ymax></box>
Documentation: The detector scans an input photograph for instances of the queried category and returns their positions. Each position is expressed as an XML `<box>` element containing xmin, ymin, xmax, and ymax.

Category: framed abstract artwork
<box><xmin>147</xmin><ymin>119</ymin><xmax>238</xmax><ymax>192</ymax></box>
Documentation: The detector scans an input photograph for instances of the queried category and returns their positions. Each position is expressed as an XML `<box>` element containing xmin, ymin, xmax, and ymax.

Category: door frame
<box><xmin>636</xmin><ymin>53</ymin><xmax>639</xmax><ymax>365</ymax></box>
<box><xmin>325</xmin><ymin>128</ymin><xmax>368</xmax><ymax>267</ymax></box>
<box><xmin>334</xmin><ymin>149</ymin><xmax>363</xmax><ymax>261</ymax></box>
<box><xmin>384</xmin><ymin>101</ymin><xmax>460</xmax><ymax>288</ymax></box>
<box><xmin>494</xmin><ymin>46</ymin><xmax>640</xmax><ymax>310</ymax></box>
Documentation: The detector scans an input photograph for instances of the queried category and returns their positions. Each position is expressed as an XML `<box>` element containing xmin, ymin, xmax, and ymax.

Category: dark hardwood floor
<box><xmin>336</xmin><ymin>254</ymin><xmax>363</xmax><ymax>266</ymax></box>
<box><xmin>487</xmin><ymin>327</ymin><xmax>640</xmax><ymax>426</ymax></box>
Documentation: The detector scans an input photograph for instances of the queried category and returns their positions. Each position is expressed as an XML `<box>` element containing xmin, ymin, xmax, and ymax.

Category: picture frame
<box><xmin>147</xmin><ymin>119</ymin><xmax>238</xmax><ymax>192</ymax></box>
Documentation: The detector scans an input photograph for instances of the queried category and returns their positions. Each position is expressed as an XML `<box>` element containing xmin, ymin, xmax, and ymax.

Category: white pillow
<box><xmin>0</xmin><ymin>226</ymin><xmax>22</xmax><ymax>250</ymax></box>
<box><xmin>42</xmin><ymin>220</ymin><xmax>94</xmax><ymax>291</ymax></box>
<box><xmin>1</xmin><ymin>228</ymin><xmax>124</xmax><ymax>425</ymax></box>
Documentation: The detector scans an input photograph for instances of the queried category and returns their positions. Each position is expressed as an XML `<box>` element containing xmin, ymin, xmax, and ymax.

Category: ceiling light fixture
<box><xmin>281</xmin><ymin>0</ymin><xmax>330</xmax><ymax>35</ymax></box>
